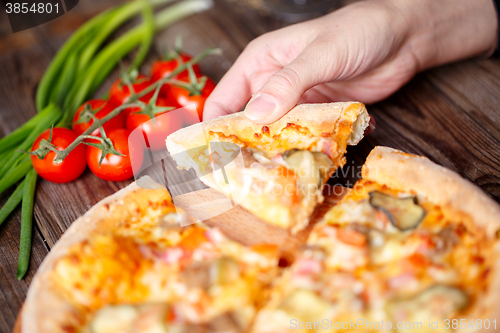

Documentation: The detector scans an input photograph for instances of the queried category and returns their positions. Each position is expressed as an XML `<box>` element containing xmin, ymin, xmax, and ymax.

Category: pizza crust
<box><xmin>166</xmin><ymin>102</ymin><xmax>369</xmax><ymax>155</ymax></box>
<box><xmin>362</xmin><ymin>146</ymin><xmax>500</xmax><ymax>329</ymax></box>
<box><xmin>21</xmin><ymin>177</ymin><xmax>173</xmax><ymax>333</ymax></box>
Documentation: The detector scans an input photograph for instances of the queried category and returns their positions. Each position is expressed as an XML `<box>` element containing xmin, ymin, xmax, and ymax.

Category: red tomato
<box><xmin>72</xmin><ymin>99</ymin><xmax>125</xmax><ymax>136</ymax></box>
<box><xmin>150</xmin><ymin>54</ymin><xmax>201</xmax><ymax>82</ymax></box>
<box><xmin>169</xmin><ymin>73</ymin><xmax>216</xmax><ymax>119</ymax></box>
<box><xmin>109</xmin><ymin>74</ymin><xmax>153</xmax><ymax>105</ymax></box>
<box><xmin>87</xmin><ymin>129</ymin><xmax>144</xmax><ymax>182</ymax></box>
<box><xmin>125</xmin><ymin>96</ymin><xmax>181</xmax><ymax>150</ymax></box>
<box><xmin>31</xmin><ymin>128</ymin><xmax>87</xmax><ymax>183</ymax></box>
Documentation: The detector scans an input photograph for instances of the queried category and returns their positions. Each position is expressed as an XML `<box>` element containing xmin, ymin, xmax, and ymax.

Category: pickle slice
<box><xmin>369</xmin><ymin>191</ymin><xmax>426</xmax><ymax>231</ymax></box>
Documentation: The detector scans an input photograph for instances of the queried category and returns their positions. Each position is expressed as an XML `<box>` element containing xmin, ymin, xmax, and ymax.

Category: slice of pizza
<box><xmin>22</xmin><ymin>177</ymin><xmax>280</xmax><ymax>333</ymax></box>
<box><xmin>166</xmin><ymin>102</ymin><xmax>370</xmax><ymax>233</ymax></box>
<box><xmin>252</xmin><ymin>146</ymin><xmax>500</xmax><ymax>333</ymax></box>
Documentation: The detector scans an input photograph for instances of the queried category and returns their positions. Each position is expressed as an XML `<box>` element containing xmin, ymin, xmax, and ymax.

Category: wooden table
<box><xmin>1</xmin><ymin>0</ymin><xmax>500</xmax><ymax>332</ymax></box>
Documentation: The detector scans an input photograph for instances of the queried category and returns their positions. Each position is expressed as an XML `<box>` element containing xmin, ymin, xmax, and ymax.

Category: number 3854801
<box><xmin>444</xmin><ymin>319</ymin><xmax>497</xmax><ymax>330</ymax></box>
<box><xmin>5</xmin><ymin>2</ymin><xmax>59</xmax><ymax>14</ymax></box>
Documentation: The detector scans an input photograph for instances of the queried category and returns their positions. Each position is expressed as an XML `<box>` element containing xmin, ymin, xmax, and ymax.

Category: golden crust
<box><xmin>22</xmin><ymin>177</ymin><xmax>172</xmax><ymax>333</ymax></box>
<box><xmin>166</xmin><ymin>102</ymin><xmax>369</xmax><ymax>155</ymax></box>
<box><xmin>362</xmin><ymin>146</ymin><xmax>500</xmax><ymax>329</ymax></box>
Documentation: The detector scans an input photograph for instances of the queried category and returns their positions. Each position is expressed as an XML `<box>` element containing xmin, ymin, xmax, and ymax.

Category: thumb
<box><xmin>244</xmin><ymin>52</ymin><xmax>326</xmax><ymax>124</ymax></box>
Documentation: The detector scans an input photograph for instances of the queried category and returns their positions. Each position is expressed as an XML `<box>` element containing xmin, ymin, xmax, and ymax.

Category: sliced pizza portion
<box><xmin>22</xmin><ymin>177</ymin><xmax>280</xmax><ymax>333</ymax></box>
<box><xmin>252</xmin><ymin>146</ymin><xmax>500</xmax><ymax>333</ymax></box>
<box><xmin>166</xmin><ymin>102</ymin><xmax>370</xmax><ymax>233</ymax></box>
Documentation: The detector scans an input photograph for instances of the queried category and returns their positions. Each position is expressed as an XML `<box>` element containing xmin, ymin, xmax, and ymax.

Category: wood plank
<box><xmin>0</xmin><ymin>187</ymin><xmax>49</xmax><ymax>332</ymax></box>
<box><xmin>363</xmin><ymin>68</ymin><xmax>500</xmax><ymax>201</ymax></box>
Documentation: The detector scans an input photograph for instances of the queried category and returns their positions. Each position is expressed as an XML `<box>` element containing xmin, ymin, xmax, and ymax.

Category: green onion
<box><xmin>130</xmin><ymin>0</ymin><xmax>155</xmax><ymax>71</ymax></box>
<box><xmin>0</xmin><ymin>106</ymin><xmax>56</xmax><ymax>154</ymax></box>
<box><xmin>52</xmin><ymin>51</ymin><xmax>78</xmax><ymax>107</ymax></box>
<box><xmin>0</xmin><ymin>156</ymin><xmax>32</xmax><ymax>197</ymax></box>
<box><xmin>0</xmin><ymin>151</ymin><xmax>9</xmax><ymax>162</ymax></box>
<box><xmin>62</xmin><ymin>0</ymin><xmax>213</xmax><ymax>124</ymax></box>
<box><xmin>35</xmin><ymin>8</ymin><xmax>111</xmax><ymax>112</ymax></box>
<box><xmin>17</xmin><ymin>168</ymin><xmax>37</xmax><ymax>280</ymax></box>
<box><xmin>77</xmin><ymin>0</ymin><xmax>174</xmax><ymax>73</ymax></box>
<box><xmin>0</xmin><ymin>125</ymin><xmax>34</xmax><ymax>154</ymax></box>
<box><xmin>0</xmin><ymin>180</ymin><xmax>24</xmax><ymax>227</ymax></box>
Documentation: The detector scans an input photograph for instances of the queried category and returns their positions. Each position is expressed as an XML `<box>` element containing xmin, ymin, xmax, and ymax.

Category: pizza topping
<box><xmin>206</xmin><ymin>312</ymin><xmax>243</xmax><ymax>333</ymax></box>
<box><xmin>212</xmin><ymin>257</ymin><xmax>241</xmax><ymax>285</ymax></box>
<box><xmin>420</xmin><ymin>285</ymin><xmax>469</xmax><ymax>312</ymax></box>
<box><xmin>180</xmin><ymin>261</ymin><xmax>213</xmax><ymax>289</ymax></box>
<box><xmin>369</xmin><ymin>191</ymin><xmax>426</xmax><ymax>231</ymax></box>
<box><xmin>86</xmin><ymin>304</ymin><xmax>246</xmax><ymax>333</ymax></box>
<box><xmin>88</xmin><ymin>305</ymin><xmax>139</xmax><ymax>333</ymax></box>
<box><xmin>167</xmin><ymin>312</ymin><xmax>243</xmax><ymax>333</ymax></box>
<box><xmin>336</xmin><ymin>228</ymin><xmax>367</xmax><ymax>247</ymax></box>
<box><xmin>204</xmin><ymin>228</ymin><xmax>225</xmax><ymax>244</ymax></box>
<box><xmin>139</xmin><ymin>245</ymin><xmax>185</xmax><ymax>265</ymax></box>
<box><xmin>294</xmin><ymin>257</ymin><xmax>322</xmax><ymax>276</ymax></box>
<box><xmin>388</xmin><ymin>285</ymin><xmax>469</xmax><ymax>321</ymax></box>
<box><xmin>179</xmin><ymin>228</ymin><xmax>209</xmax><ymax>251</ymax></box>
<box><xmin>251</xmin><ymin>151</ymin><xmax>273</xmax><ymax>165</ymax></box>
<box><xmin>283</xmin><ymin>149</ymin><xmax>332</xmax><ymax>187</ymax></box>
<box><xmin>180</xmin><ymin>257</ymin><xmax>240</xmax><ymax>290</ymax></box>
<box><xmin>278</xmin><ymin>289</ymin><xmax>331</xmax><ymax>321</ymax></box>
<box><xmin>87</xmin><ymin>304</ymin><xmax>169</xmax><ymax>333</ymax></box>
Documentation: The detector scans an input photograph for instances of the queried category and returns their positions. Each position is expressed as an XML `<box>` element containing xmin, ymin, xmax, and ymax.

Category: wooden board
<box><xmin>11</xmin><ymin>184</ymin><xmax>347</xmax><ymax>333</ymax></box>
<box><xmin>1</xmin><ymin>0</ymin><xmax>500</xmax><ymax>331</ymax></box>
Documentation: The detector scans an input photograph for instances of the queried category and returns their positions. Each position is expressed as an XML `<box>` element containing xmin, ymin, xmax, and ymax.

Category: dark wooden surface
<box><xmin>1</xmin><ymin>0</ymin><xmax>500</xmax><ymax>332</ymax></box>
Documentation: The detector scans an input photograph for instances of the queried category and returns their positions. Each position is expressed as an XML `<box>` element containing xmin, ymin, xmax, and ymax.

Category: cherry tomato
<box><xmin>168</xmin><ymin>73</ymin><xmax>216</xmax><ymax>119</ymax></box>
<box><xmin>151</xmin><ymin>54</ymin><xmax>202</xmax><ymax>98</ymax></box>
<box><xmin>125</xmin><ymin>96</ymin><xmax>181</xmax><ymax>150</ymax></box>
<box><xmin>87</xmin><ymin>129</ymin><xmax>144</xmax><ymax>182</ymax></box>
<box><xmin>72</xmin><ymin>99</ymin><xmax>125</xmax><ymax>136</ymax></box>
<box><xmin>109</xmin><ymin>74</ymin><xmax>153</xmax><ymax>105</ymax></box>
<box><xmin>31</xmin><ymin>128</ymin><xmax>87</xmax><ymax>183</ymax></box>
<box><xmin>150</xmin><ymin>54</ymin><xmax>201</xmax><ymax>82</ymax></box>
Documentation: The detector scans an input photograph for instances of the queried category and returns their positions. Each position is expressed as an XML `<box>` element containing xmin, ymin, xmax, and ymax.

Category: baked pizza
<box><xmin>252</xmin><ymin>146</ymin><xmax>500</xmax><ymax>333</ymax></box>
<box><xmin>166</xmin><ymin>102</ymin><xmax>370</xmax><ymax>233</ymax></box>
<box><xmin>22</xmin><ymin>177</ymin><xmax>280</xmax><ymax>333</ymax></box>
<box><xmin>21</xmin><ymin>143</ymin><xmax>500</xmax><ymax>332</ymax></box>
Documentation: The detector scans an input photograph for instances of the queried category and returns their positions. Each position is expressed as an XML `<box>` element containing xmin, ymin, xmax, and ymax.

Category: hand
<box><xmin>203</xmin><ymin>0</ymin><xmax>497</xmax><ymax>124</ymax></box>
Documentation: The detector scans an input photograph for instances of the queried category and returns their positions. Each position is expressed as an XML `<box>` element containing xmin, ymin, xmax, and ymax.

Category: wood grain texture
<box><xmin>1</xmin><ymin>0</ymin><xmax>500</xmax><ymax>332</ymax></box>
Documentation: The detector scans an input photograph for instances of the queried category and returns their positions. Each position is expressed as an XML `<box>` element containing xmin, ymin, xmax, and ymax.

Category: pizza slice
<box><xmin>22</xmin><ymin>177</ymin><xmax>280</xmax><ymax>333</ymax></box>
<box><xmin>166</xmin><ymin>102</ymin><xmax>370</xmax><ymax>233</ymax></box>
<box><xmin>252</xmin><ymin>146</ymin><xmax>500</xmax><ymax>333</ymax></box>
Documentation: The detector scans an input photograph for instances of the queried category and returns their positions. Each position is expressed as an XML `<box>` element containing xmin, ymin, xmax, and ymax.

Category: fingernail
<box><xmin>244</xmin><ymin>94</ymin><xmax>277</xmax><ymax>120</ymax></box>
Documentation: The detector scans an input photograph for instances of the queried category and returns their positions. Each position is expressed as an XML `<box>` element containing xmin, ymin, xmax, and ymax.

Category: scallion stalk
<box><xmin>35</xmin><ymin>8</ymin><xmax>112</xmax><ymax>111</ymax></box>
<box><xmin>130</xmin><ymin>0</ymin><xmax>155</xmax><ymax>71</ymax></box>
<box><xmin>0</xmin><ymin>106</ymin><xmax>56</xmax><ymax>154</ymax></box>
<box><xmin>17</xmin><ymin>168</ymin><xmax>37</xmax><ymax>280</ymax></box>
<box><xmin>0</xmin><ymin>156</ymin><xmax>32</xmax><ymax>196</ymax></box>
<box><xmin>0</xmin><ymin>180</ymin><xmax>24</xmax><ymax>227</ymax></box>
